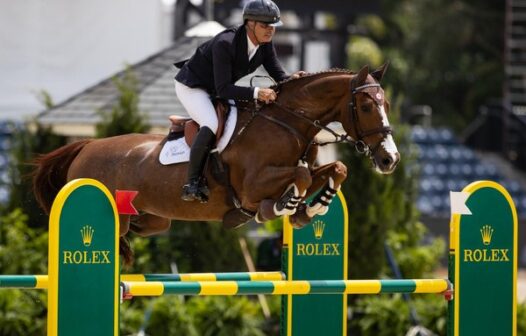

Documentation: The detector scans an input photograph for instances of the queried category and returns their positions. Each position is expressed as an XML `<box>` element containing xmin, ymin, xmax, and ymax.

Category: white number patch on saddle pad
<box><xmin>159</xmin><ymin>104</ymin><xmax>238</xmax><ymax>165</ymax></box>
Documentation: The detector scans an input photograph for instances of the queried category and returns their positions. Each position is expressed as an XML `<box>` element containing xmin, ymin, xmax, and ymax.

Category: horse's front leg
<box><xmin>290</xmin><ymin>161</ymin><xmax>347</xmax><ymax>228</ymax></box>
<box><xmin>245</xmin><ymin>161</ymin><xmax>312</xmax><ymax>223</ymax></box>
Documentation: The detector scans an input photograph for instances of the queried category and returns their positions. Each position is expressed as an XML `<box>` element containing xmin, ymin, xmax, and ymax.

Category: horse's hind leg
<box><xmin>118</xmin><ymin>214</ymin><xmax>170</xmax><ymax>266</ymax></box>
<box><xmin>129</xmin><ymin>213</ymin><xmax>171</xmax><ymax>237</ymax></box>
<box><xmin>118</xmin><ymin>215</ymin><xmax>134</xmax><ymax>266</ymax></box>
<box><xmin>290</xmin><ymin>161</ymin><xmax>347</xmax><ymax>228</ymax></box>
<box><xmin>119</xmin><ymin>215</ymin><xmax>130</xmax><ymax>236</ymax></box>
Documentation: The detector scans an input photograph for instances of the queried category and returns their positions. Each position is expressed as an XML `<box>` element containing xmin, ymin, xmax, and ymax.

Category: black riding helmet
<box><xmin>243</xmin><ymin>0</ymin><xmax>282</xmax><ymax>27</ymax></box>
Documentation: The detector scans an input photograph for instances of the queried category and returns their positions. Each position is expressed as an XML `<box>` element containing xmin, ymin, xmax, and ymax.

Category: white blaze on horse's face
<box><xmin>350</xmin><ymin>90</ymin><xmax>400</xmax><ymax>174</ymax></box>
<box><xmin>376</xmin><ymin>105</ymin><xmax>399</xmax><ymax>174</ymax></box>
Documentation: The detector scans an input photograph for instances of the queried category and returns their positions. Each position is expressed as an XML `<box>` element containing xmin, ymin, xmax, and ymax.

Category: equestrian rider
<box><xmin>175</xmin><ymin>0</ymin><xmax>306</xmax><ymax>203</ymax></box>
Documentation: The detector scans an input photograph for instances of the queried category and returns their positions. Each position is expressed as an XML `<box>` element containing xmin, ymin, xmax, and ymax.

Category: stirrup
<box><xmin>181</xmin><ymin>179</ymin><xmax>209</xmax><ymax>203</ymax></box>
<box><xmin>181</xmin><ymin>184</ymin><xmax>196</xmax><ymax>202</ymax></box>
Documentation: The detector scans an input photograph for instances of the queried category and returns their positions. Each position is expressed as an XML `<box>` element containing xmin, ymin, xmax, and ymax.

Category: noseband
<box><xmin>348</xmin><ymin>83</ymin><xmax>393</xmax><ymax>156</ymax></box>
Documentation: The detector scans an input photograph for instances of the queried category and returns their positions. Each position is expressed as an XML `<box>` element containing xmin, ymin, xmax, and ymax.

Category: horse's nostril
<box><xmin>382</xmin><ymin>157</ymin><xmax>392</xmax><ymax>167</ymax></box>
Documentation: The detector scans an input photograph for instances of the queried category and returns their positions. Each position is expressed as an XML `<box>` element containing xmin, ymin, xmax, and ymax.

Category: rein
<box><xmin>230</xmin><ymin>76</ymin><xmax>393</xmax><ymax>161</ymax></box>
<box><xmin>255</xmin><ymin>81</ymin><xmax>393</xmax><ymax>161</ymax></box>
<box><xmin>267</xmin><ymin>101</ymin><xmax>349</xmax><ymax>161</ymax></box>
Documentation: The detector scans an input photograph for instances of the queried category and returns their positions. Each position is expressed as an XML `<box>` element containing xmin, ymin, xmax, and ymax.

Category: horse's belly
<box><xmin>67</xmin><ymin>135</ymin><xmax>235</xmax><ymax>223</ymax></box>
<box><xmin>135</xmin><ymin>184</ymin><xmax>231</xmax><ymax>222</ymax></box>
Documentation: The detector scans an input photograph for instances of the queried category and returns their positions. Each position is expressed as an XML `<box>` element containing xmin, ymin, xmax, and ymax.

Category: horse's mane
<box><xmin>235</xmin><ymin>69</ymin><xmax>355</xmax><ymax>109</ymax></box>
<box><xmin>273</xmin><ymin>68</ymin><xmax>355</xmax><ymax>91</ymax></box>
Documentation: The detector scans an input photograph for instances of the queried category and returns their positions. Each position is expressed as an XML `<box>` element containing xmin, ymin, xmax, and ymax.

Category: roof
<box><xmin>185</xmin><ymin>21</ymin><xmax>227</xmax><ymax>37</ymax></box>
<box><xmin>36</xmin><ymin>35</ymin><xmax>210</xmax><ymax>136</ymax></box>
<box><xmin>35</xmin><ymin>21</ymin><xmax>339</xmax><ymax>138</ymax></box>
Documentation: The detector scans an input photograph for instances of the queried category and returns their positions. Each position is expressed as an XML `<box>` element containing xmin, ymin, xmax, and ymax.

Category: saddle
<box><xmin>167</xmin><ymin>99</ymin><xmax>256</xmax><ymax>229</ymax></box>
<box><xmin>167</xmin><ymin>99</ymin><xmax>230</xmax><ymax>146</ymax></box>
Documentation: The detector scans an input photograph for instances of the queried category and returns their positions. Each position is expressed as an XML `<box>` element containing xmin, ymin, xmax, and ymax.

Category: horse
<box><xmin>33</xmin><ymin>64</ymin><xmax>400</xmax><ymax>264</ymax></box>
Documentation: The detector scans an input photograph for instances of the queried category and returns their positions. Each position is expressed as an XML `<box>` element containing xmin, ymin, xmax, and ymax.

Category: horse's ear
<box><xmin>371</xmin><ymin>62</ymin><xmax>389</xmax><ymax>82</ymax></box>
<box><xmin>352</xmin><ymin>65</ymin><xmax>369</xmax><ymax>87</ymax></box>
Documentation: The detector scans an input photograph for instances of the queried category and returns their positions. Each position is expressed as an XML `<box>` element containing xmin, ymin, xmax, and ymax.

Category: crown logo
<box><xmin>313</xmin><ymin>220</ymin><xmax>325</xmax><ymax>240</ymax></box>
<box><xmin>81</xmin><ymin>226</ymin><xmax>94</xmax><ymax>246</ymax></box>
<box><xmin>480</xmin><ymin>225</ymin><xmax>493</xmax><ymax>246</ymax></box>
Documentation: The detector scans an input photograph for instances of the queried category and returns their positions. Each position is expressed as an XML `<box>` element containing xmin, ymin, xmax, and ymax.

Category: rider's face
<box><xmin>249</xmin><ymin>21</ymin><xmax>275</xmax><ymax>44</ymax></box>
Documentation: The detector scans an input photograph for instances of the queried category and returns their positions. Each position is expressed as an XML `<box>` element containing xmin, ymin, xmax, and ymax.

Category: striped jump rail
<box><xmin>0</xmin><ymin>272</ymin><xmax>285</xmax><ymax>289</ymax></box>
<box><xmin>122</xmin><ymin>271</ymin><xmax>285</xmax><ymax>282</ymax></box>
<box><xmin>0</xmin><ymin>275</ymin><xmax>49</xmax><ymax>289</ymax></box>
<box><xmin>123</xmin><ymin>279</ymin><xmax>452</xmax><ymax>297</ymax></box>
<box><xmin>0</xmin><ymin>180</ymin><xmax>516</xmax><ymax>336</ymax></box>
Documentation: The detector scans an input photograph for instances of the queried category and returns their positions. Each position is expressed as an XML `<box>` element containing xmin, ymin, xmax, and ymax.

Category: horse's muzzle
<box><xmin>374</xmin><ymin>151</ymin><xmax>400</xmax><ymax>174</ymax></box>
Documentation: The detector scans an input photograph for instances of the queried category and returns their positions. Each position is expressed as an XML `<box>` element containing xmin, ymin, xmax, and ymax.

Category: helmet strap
<box><xmin>247</xmin><ymin>21</ymin><xmax>262</xmax><ymax>45</ymax></box>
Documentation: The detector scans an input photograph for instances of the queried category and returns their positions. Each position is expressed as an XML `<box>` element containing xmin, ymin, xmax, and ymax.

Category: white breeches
<box><xmin>175</xmin><ymin>80</ymin><xmax>218</xmax><ymax>134</ymax></box>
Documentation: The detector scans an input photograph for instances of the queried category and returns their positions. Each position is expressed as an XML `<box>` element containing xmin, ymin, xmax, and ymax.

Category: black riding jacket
<box><xmin>175</xmin><ymin>25</ymin><xmax>288</xmax><ymax>101</ymax></box>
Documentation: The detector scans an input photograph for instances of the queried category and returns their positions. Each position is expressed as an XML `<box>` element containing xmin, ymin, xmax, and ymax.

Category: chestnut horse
<box><xmin>33</xmin><ymin>65</ymin><xmax>400</xmax><ymax>263</ymax></box>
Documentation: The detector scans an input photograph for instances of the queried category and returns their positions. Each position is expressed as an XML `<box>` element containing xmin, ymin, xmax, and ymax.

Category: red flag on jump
<box><xmin>115</xmin><ymin>190</ymin><xmax>139</xmax><ymax>215</ymax></box>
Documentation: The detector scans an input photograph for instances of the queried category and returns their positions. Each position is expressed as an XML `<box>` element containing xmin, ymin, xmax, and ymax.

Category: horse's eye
<box><xmin>361</xmin><ymin>104</ymin><xmax>372</xmax><ymax>113</ymax></box>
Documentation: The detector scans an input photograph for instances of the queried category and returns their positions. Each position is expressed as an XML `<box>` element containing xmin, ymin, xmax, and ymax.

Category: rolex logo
<box><xmin>81</xmin><ymin>226</ymin><xmax>94</xmax><ymax>246</ymax></box>
<box><xmin>480</xmin><ymin>225</ymin><xmax>493</xmax><ymax>246</ymax></box>
<box><xmin>313</xmin><ymin>220</ymin><xmax>325</xmax><ymax>240</ymax></box>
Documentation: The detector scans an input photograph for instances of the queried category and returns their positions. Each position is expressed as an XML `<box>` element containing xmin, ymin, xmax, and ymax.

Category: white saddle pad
<box><xmin>159</xmin><ymin>103</ymin><xmax>237</xmax><ymax>165</ymax></box>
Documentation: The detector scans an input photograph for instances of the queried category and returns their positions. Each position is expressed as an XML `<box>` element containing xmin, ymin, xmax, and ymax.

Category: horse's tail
<box><xmin>32</xmin><ymin>139</ymin><xmax>92</xmax><ymax>214</ymax></box>
<box><xmin>120</xmin><ymin>236</ymin><xmax>134</xmax><ymax>268</ymax></box>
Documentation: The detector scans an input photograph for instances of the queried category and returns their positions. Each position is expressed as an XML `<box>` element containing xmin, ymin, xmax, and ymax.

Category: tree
<box><xmin>339</xmin><ymin>94</ymin><xmax>446</xmax><ymax>334</ymax></box>
<box><xmin>3</xmin><ymin>92</ymin><xmax>66</xmax><ymax>227</ymax></box>
<box><xmin>95</xmin><ymin>68</ymin><xmax>151</xmax><ymax>137</ymax></box>
<box><xmin>378</xmin><ymin>0</ymin><xmax>505</xmax><ymax>129</ymax></box>
<box><xmin>340</xmin><ymin>93</ymin><xmax>423</xmax><ymax>279</ymax></box>
<box><xmin>124</xmin><ymin>221</ymin><xmax>249</xmax><ymax>275</ymax></box>
<box><xmin>0</xmin><ymin>210</ymin><xmax>48</xmax><ymax>335</ymax></box>
<box><xmin>348</xmin><ymin>2</ymin><xmax>504</xmax><ymax>129</ymax></box>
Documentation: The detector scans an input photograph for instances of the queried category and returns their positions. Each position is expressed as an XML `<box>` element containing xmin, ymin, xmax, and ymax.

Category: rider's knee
<box><xmin>205</xmin><ymin>122</ymin><xmax>218</xmax><ymax>135</ymax></box>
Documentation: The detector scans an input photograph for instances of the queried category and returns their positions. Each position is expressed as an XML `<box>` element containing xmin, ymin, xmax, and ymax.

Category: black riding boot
<box><xmin>181</xmin><ymin>126</ymin><xmax>216</xmax><ymax>202</ymax></box>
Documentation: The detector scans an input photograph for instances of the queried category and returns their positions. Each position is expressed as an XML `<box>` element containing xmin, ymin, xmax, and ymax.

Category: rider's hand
<box><xmin>290</xmin><ymin>70</ymin><xmax>307</xmax><ymax>79</ymax></box>
<box><xmin>258</xmin><ymin>88</ymin><xmax>277</xmax><ymax>104</ymax></box>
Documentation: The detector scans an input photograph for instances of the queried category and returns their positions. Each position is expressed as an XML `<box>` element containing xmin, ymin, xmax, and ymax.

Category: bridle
<box><xmin>348</xmin><ymin>82</ymin><xmax>393</xmax><ymax>156</ymax></box>
<box><xmin>239</xmin><ymin>79</ymin><xmax>393</xmax><ymax>161</ymax></box>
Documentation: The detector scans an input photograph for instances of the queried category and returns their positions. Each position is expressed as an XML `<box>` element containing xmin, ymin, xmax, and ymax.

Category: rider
<box><xmin>175</xmin><ymin>0</ymin><xmax>306</xmax><ymax>203</ymax></box>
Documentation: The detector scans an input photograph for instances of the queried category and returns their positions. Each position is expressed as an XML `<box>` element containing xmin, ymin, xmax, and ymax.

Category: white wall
<box><xmin>0</xmin><ymin>0</ymin><xmax>173</xmax><ymax>120</ymax></box>
<box><xmin>305</xmin><ymin>41</ymin><xmax>330</xmax><ymax>72</ymax></box>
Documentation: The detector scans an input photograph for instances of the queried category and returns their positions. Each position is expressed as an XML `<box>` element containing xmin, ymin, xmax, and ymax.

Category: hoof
<box><xmin>258</xmin><ymin>199</ymin><xmax>278</xmax><ymax>222</ymax></box>
<box><xmin>289</xmin><ymin>204</ymin><xmax>311</xmax><ymax>229</ymax></box>
<box><xmin>306</xmin><ymin>203</ymin><xmax>329</xmax><ymax>217</ymax></box>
